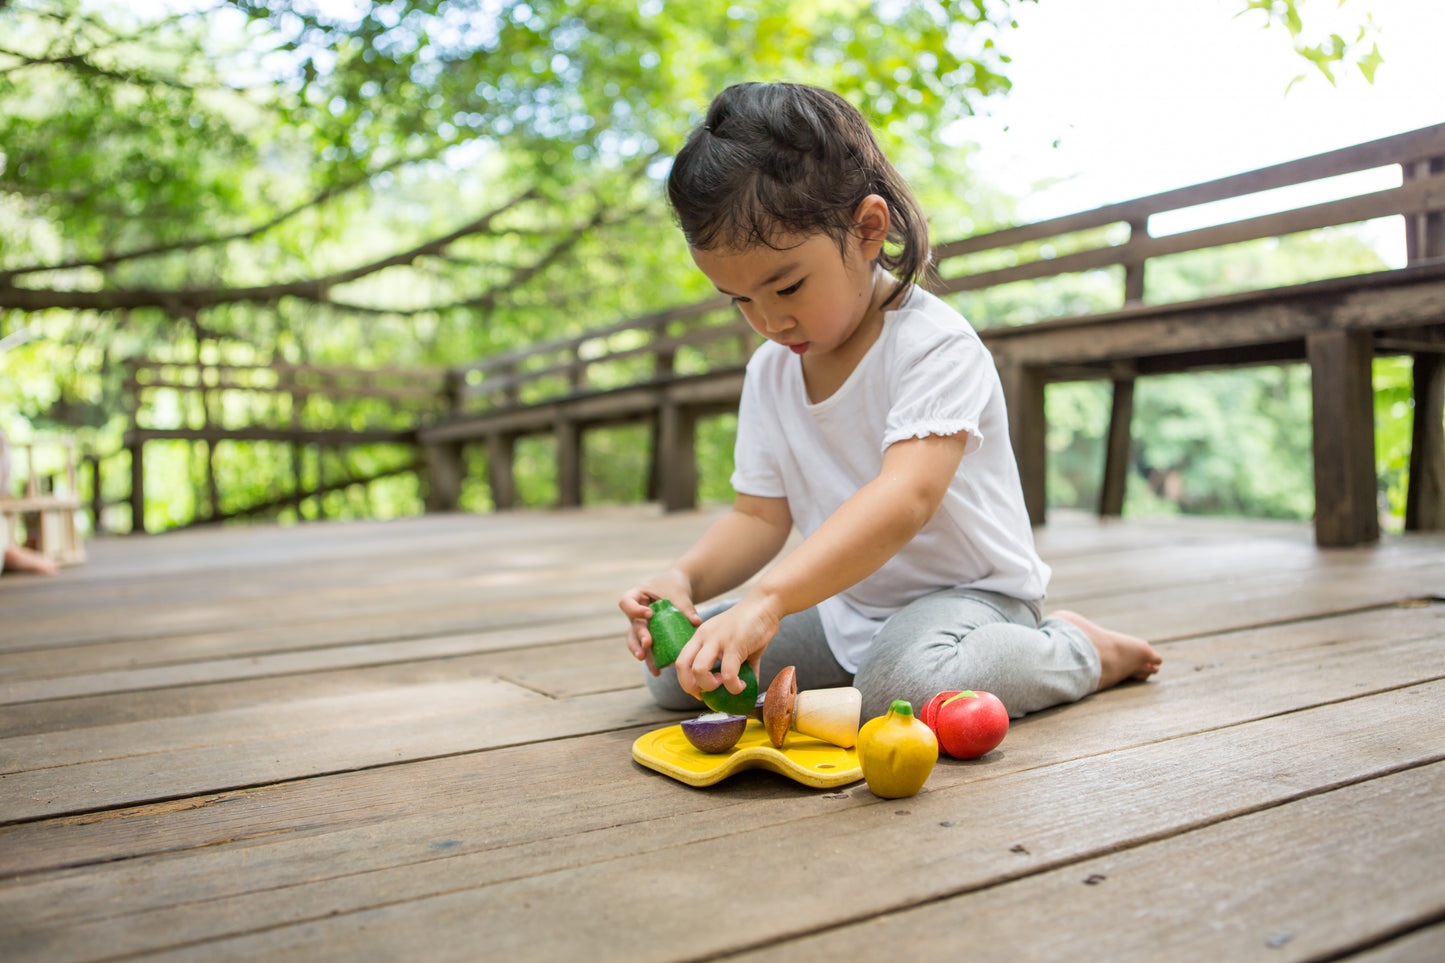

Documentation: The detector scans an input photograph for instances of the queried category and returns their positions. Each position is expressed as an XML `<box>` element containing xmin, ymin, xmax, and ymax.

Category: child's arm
<box><xmin>674</xmin><ymin>432</ymin><xmax>969</xmax><ymax>697</ymax></box>
<box><xmin>619</xmin><ymin>493</ymin><xmax>792</xmax><ymax>673</ymax></box>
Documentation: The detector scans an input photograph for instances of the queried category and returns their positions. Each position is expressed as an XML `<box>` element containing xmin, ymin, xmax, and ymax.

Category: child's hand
<box><xmin>674</xmin><ymin>593</ymin><xmax>782</xmax><ymax>698</ymax></box>
<box><xmin>618</xmin><ymin>571</ymin><xmax>699</xmax><ymax>676</ymax></box>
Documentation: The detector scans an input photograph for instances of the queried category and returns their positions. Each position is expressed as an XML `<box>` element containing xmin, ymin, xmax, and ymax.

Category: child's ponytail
<box><xmin>668</xmin><ymin>83</ymin><xmax>932</xmax><ymax>307</ymax></box>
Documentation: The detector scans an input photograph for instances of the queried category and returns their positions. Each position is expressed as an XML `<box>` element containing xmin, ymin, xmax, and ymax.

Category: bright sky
<box><xmin>948</xmin><ymin>0</ymin><xmax>1445</xmax><ymax>262</ymax></box>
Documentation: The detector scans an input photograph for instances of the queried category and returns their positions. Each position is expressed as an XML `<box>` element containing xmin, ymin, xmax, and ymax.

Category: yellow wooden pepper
<box><xmin>857</xmin><ymin>700</ymin><xmax>938</xmax><ymax>799</ymax></box>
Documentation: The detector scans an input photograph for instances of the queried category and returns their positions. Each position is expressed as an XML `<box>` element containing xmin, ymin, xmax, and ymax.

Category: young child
<box><xmin>619</xmin><ymin>82</ymin><xmax>1160</xmax><ymax>722</ymax></box>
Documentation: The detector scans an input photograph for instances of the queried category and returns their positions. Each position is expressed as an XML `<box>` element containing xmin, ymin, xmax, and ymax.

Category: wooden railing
<box><xmin>117</xmin><ymin>123</ymin><xmax>1445</xmax><ymax>544</ymax></box>
<box><xmin>407</xmin><ymin>123</ymin><xmax>1445</xmax><ymax>545</ymax></box>
<box><xmin>122</xmin><ymin>359</ymin><xmax>449</xmax><ymax>531</ymax></box>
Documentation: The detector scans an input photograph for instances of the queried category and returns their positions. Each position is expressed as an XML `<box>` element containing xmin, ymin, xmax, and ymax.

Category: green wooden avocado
<box><xmin>647</xmin><ymin>599</ymin><xmax>694</xmax><ymax>668</ymax></box>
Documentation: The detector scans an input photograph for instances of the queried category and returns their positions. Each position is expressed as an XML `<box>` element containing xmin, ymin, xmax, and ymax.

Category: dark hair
<box><xmin>666</xmin><ymin>82</ymin><xmax>931</xmax><ymax>307</ymax></box>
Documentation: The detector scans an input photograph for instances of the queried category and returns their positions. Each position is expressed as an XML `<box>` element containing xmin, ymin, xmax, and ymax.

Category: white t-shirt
<box><xmin>730</xmin><ymin>281</ymin><xmax>1051</xmax><ymax>671</ymax></box>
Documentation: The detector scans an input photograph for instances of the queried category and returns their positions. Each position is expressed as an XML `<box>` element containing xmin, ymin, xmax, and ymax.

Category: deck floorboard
<box><xmin>1</xmin><ymin>507</ymin><xmax>1442</xmax><ymax>961</ymax></box>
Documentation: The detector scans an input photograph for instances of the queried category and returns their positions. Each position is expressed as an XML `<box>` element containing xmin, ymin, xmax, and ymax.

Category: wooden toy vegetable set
<box><xmin>632</xmin><ymin>599</ymin><xmax>1011</xmax><ymax>797</ymax></box>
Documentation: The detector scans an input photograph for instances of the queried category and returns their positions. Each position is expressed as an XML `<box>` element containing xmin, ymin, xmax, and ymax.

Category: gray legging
<box><xmin>643</xmin><ymin>587</ymin><xmax>1100</xmax><ymax>721</ymax></box>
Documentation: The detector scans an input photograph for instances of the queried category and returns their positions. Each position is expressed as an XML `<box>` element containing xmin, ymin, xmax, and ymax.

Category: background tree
<box><xmin>0</xmin><ymin>0</ymin><xmax>1391</xmax><ymax>528</ymax></box>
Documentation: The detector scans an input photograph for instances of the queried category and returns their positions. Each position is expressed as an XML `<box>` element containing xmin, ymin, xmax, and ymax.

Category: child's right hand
<box><xmin>618</xmin><ymin>571</ymin><xmax>700</xmax><ymax>676</ymax></box>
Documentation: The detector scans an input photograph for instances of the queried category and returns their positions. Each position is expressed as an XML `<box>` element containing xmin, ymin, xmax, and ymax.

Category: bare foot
<box><xmin>1051</xmin><ymin>610</ymin><xmax>1162</xmax><ymax>691</ymax></box>
<box><xmin>4</xmin><ymin>544</ymin><xmax>59</xmax><ymax>575</ymax></box>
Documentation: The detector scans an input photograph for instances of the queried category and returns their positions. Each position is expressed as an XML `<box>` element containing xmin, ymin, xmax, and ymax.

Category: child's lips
<box><xmin>787</xmin><ymin>341</ymin><xmax>810</xmax><ymax>355</ymax></box>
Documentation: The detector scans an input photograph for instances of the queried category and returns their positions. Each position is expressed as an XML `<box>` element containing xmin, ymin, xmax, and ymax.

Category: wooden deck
<box><xmin>2</xmin><ymin>508</ymin><xmax>1443</xmax><ymax>961</ymax></box>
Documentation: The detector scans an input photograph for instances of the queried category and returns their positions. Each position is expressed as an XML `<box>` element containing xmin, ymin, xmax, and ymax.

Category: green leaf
<box><xmin>1357</xmin><ymin>41</ymin><xmax>1383</xmax><ymax>84</ymax></box>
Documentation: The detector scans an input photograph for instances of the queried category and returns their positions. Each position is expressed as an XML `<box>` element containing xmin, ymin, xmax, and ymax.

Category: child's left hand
<box><xmin>673</xmin><ymin>592</ymin><xmax>782</xmax><ymax>698</ymax></box>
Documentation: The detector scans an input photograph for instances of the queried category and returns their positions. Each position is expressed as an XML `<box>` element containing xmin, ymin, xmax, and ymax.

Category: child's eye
<box><xmin>730</xmin><ymin>296</ymin><xmax>751</xmax><ymax>305</ymax></box>
<box><xmin>777</xmin><ymin>279</ymin><xmax>803</xmax><ymax>297</ymax></box>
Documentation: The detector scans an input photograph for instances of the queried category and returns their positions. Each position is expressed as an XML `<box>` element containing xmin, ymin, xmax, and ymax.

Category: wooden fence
<box><xmin>115</xmin><ymin>123</ymin><xmax>1445</xmax><ymax>545</ymax></box>
<box><xmin>411</xmin><ymin>123</ymin><xmax>1445</xmax><ymax>546</ymax></box>
<box><xmin>122</xmin><ymin>360</ymin><xmax>449</xmax><ymax>532</ymax></box>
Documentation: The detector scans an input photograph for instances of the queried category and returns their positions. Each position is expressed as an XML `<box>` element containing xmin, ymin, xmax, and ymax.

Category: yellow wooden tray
<box><xmin>632</xmin><ymin>719</ymin><xmax>862</xmax><ymax>788</ymax></box>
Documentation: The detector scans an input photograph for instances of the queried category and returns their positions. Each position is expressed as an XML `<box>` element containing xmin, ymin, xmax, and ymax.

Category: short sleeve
<box><xmin>729</xmin><ymin>367</ymin><xmax>787</xmax><ymax>498</ymax></box>
<box><xmin>881</xmin><ymin>322</ymin><xmax>992</xmax><ymax>455</ymax></box>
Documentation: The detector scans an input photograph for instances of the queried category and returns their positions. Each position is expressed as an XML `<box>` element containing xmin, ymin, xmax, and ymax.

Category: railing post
<box><xmin>1122</xmin><ymin>218</ymin><xmax>1148</xmax><ymax>305</ymax></box>
<box><xmin>125</xmin><ymin>359</ymin><xmax>146</xmax><ymax>534</ymax></box>
<box><xmin>424</xmin><ymin>441</ymin><xmax>466</xmax><ymax>513</ymax></box>
<box><xmin>1307</xmin><ymin>329</ymin><xmax>1379</xmax><ymax>547</ymax></box>
<box><xmin>128</xmin><ymin>437</ymin><xmax>145</xmax><ymax>534</ymax></box>
<box><xmin>998</xmin><ymin>358</ymin><xmax>1047</xmax><ymax>527</ymax></box>
<box><xmin>1402</xmin><ymin>154</ymin><xmax>1445</xmax><ymax>532</ymax></box>
<box><xmin>1099</xmin><ymin>375</ymin><xmax>1135</xmax><ymax>518</ymax></box>
<box><xmin>486</xmin><ymin>433</ymin><xmax>517</xmax><ymax>510</ymax></box>
<box><xmin>87</xmin><ymin>453</ymin><xmax>104</xmax><ymax>535</ymax></box>
<box><xmin>657</xmin><ymin>401</ymin><xmax>697</xmax><ymax>513</ymax></box>
<box><xmin>1405</xmin><ymin>352</ymin><xmax>1445</xmax><ymax>531</ymax></box>
<box><xmin>1098</xmin><ymin>219</ymin><xmax>1149</xmax><ymax>519</ymax></box>
<box><xmin>647</xmin><ymin>320</ymin><xmax>678</xmax><ymax>503</ymax></box>
<box><xmin>555</xmin><ymin>417</ymin><xmax>582</xmax><ymax>508</ymax></box>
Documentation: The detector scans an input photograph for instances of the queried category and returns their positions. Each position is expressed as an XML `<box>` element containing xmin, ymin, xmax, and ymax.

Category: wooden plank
<box><xmin>2</xmin><ymin>597</ymin><xmax>1434</xmax><ymax>869</ymax></box>
<box><xmin>15</xmin><ymin>681</ymin><xmax>1438</xmax><ymax>961</ymax></box>
<box><xmin>0</xmin><ymin>677</ymin><xmax>544</xmax><ymax>775</ymax></box>
<box><xmin>452</xmin><ymin>296</ymin><xmax>732</xmax><ymax>377</ymax></box>
<box><xmin>981</xmin><ymin>262</ymin><xmax>1445</xmax><ymax>370</ymax></box>
<box><xmin>944</xmin><ymin>172</ymin><xmax>1441</xmax><ymax>298</ymax></box>
<box><xmin>932</xmin><ymin>123</ymin><xmax>1445</xmax><ymax>262</ymax></box>
<box><xmin>125</xmin><ymin>426</ymin><xmax>416</xmax><ymax>445</ymax></box>
<box><xmin>732</xmin><ymin>763</ymin><xmax>1445</xmax><ymax>963</ymax></box>
<box><xmin>0</xmin><ymin>687</ymin><xmax>675</xmax><ymax>823</ymax></box>
<box><xmin>0</xmin><ymin>627</ymin><xmax>624</xmax><ymax>740</ymax></box>
<box><xmin>1347</xmin><ymin>924</ymin><xmax>1445</xmax><ymax>963</ymax></box>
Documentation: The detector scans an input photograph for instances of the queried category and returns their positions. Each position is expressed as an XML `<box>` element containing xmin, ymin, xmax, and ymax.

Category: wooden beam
<box><xmin>128</xmin><ymin>439</ymin><xmax>145</xmax><ymax>535</ymax></box>
<box><xmin>998</xmin><ymin>361</ymin><xmax>1048</xmax><ymax>526</ymax></box>
<box><xmin>1307</xmin><ymin>330</ymin><xmax>1380</xmax><ymax>546</ymax></box>
<box><xmin>939</xmin><ymin>175</ymin><xmax>1445</xmax><ymax>297</ymax></box>
<box><xmin>934</xmin><ymin>123</ymin><xmax>1445</xmax><ymax>262</ymax></box>
<box><xmin>1099</xmin><ymin>378</ymin><xmax>1135</xmax><ymax>518</ymax></box>
<box><xmin>656</xmin><ymin>403</ymin><xmax>698</xmax><ymax>513</ymax></box>
<box><xmin>170</xmin><ymin>458</ymin><xmax>424</xmax><ymax>527</ymax></box>
<box><xmin>424</xmin><ymin>442</ymin><xmax>466</xmax><ymax>513</ymax></box>
<box><xmin>555</xmin><ymin>418</ymin><xmax>582</xmax><ymax>508</ymax></box>
<box><xmin>485</xmin><ymin>434</ymin><xmax>517</xmax><ymax>511</ymax></box>
<box><xmin>1404</xmin><ymin>351</ymin><xmax>1445</xmax><ymax>531</ymax></box>
<box><xmin>125</xmin><ymin>426</ymin><xmax>416</xmax><ymax>445</ymax></box>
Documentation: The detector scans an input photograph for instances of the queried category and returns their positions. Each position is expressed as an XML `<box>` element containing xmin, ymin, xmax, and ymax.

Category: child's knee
<box><xmin>642</xmin><ymin>664</ymin><xmax>706</xmax><ymax>712</ymax></box>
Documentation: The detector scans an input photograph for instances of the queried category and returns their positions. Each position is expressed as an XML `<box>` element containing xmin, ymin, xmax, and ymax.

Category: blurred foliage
<box><xmin>0</xmin><ymin>0</ymin><xmax>1416</xmax><ymax>535</ymax></box>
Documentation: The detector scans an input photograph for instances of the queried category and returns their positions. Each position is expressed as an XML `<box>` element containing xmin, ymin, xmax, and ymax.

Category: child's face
<box><xmin>691</xmin><ymin>214</ymin><xmax>885</xmax><ymax>364</ymax></box>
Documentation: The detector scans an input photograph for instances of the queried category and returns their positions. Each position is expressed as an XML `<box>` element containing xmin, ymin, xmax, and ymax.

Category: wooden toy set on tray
<box><xmin>631</xmin><ymin>599</ymin><xmax>1011</xmax><ymax>798</ymax></box>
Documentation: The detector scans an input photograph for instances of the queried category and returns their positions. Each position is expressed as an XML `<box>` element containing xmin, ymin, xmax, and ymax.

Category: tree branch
<box><xmin>0</xmin><ymin>185</ymin><xmax>542</xmax><ymax>313</ymax></box>
<box><xmin>324</xmin><ymin>201</ymin><xmax>632</xmax><ymax>318</ymax></box>
<box><xmin>0</xmin><ymin>151</ymin><xmax>437</xmax><ymax>282</ymax></box>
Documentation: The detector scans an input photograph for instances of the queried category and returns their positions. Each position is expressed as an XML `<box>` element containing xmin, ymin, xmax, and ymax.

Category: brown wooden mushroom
<box><xmin>763</xmin><ymin>665</ymin><xmax>797</xmax><ymax>748</ymax></box>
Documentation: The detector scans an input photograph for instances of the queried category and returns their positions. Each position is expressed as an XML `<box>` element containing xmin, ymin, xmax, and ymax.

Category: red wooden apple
<box><xmin>920</xmin><ymin>690</ymin><xmax>961</xmax><ymax>731</ymax></box>
<box><xmin>923</xmin><ymin>690</ymin><xmax>1009</xmax><ymax>759</ymax></box>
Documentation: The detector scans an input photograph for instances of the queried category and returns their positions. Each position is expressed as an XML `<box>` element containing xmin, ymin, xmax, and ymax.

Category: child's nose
<box><xmin>758</xmin><ymin>307</ymin><xmax>792</xmax><ymax>334</ymax></box>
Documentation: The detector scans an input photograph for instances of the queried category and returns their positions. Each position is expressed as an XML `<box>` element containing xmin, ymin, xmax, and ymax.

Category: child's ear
<box><xmin>852</xmin><ymin>194</ymin><xmax>890</xmax><ymax>261</ymax></box>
